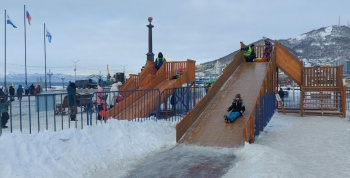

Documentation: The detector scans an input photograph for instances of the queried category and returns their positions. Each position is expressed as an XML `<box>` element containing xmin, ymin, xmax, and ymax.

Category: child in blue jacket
<box><xmin>224</xmin><ymin>93</ymin><xmax>245</xmax><ymax>122</ymax></box>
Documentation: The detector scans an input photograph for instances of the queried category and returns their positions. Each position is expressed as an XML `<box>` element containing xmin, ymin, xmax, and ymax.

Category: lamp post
<box><xmin>60</xmin><ymin>76</ymin><xmax>65</xmax><ymax>89</ymax></box>
<box><xmin>47</xmin><ymin>69</ymin><xmax>53</xmax><ymax>88</ymax></box>
<box><xmin>72</xmin><ymin>60</ymin><xmax>79</xmax><ymax>82</ymax></box>
<box><xmin>146</xmin><ymin>17</ymin><xmax>154</xmax><ymax>61</ymax></box>
<box><xmin>120</xmin><ymin>65</ymin><xmax>126</xmax><ymax>82</ymax></box>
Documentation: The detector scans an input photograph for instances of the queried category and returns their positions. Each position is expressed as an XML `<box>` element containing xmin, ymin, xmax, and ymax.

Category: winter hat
<box><xmin>158</xmin><ymin>52</ymin><xmax>163</xmax><ymax>58</ymax></box>
<box><xmin>97</xmin><ymin>86</ymin><xmax>103</xmax><ymax>92</ymax></box>
<box><xmin>235</xmin><ymin>93</ymin><xmax>241</xmax><ymax>99</ymax></box>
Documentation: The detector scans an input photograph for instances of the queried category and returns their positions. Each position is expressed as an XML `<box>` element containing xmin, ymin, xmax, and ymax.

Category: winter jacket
<box><xmin>97</xmin><ymin>86</ymin><xmax>105</xmax><ymax>105</ymax></box>
<box><xmin>155</xmin><ymin>57</ymin><xmax>166</xmax><ymax>70</ymax></box>
<box><xmin>227</xmin><ymin>99</ymin><xmax>245</xmax><ymax>116</ymax></box>
<box><xmin>67</xmin><ymin>82</ymin><xmax>77</xmax><ymax>107</ymax></box>
<box><xmin>17</xmin><ymin>85</ymin><xmax>23</xmax><ymax>96</ymax></box>
<box><xmin>264</xmin><ymin>40</ymin><xmax>272</xmax><ymax>54</ymax></box>
<box><xmin>9</xmin><ymin>86</ymin><xmax>15</xmax><ymax>96</ymax></box>
<box><xmin>0</xmin><ymin>90</ymin><xmax>5</xmax><ymax>98</ymax></box>
<box><xmin>106</xmin><ymin>83</ymin><xmax>121</xmax><ymax>106</ymax></box>
<box><xmin>241</xmin><ymin>46</ymin><xmax>252</xmax><ymax>57</ymax></box>
<box><xmin>0</xmin><ymin>100</ymin><xmax>10</xmax><ymax>113</ymax></box>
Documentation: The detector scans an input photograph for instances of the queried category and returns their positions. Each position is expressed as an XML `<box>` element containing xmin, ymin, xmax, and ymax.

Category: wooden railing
<box><xmin>301</xmin><ymin>66</ymin><xmax>346</xmax><ymax>117</ymax></box>
<box><xmin>106</xmin><ymin>59</ymin><xmax>196</xmax><ymax>120</ymax></box>
<box><xmin>141</xmin><ymin>60</ymin><xmax>196</xmax><ymax>89</ymax></box>
<box><xmin>176</xmin><ymin>52</ymin><xmax>244</xmax><ymax>142</ymax></box>
<box><xmin>303</xmin><ymin>66</ymin><xmax>342</xmax><ymax>87</ymax></box>
<box><xmin>275</xmin><ymin>42</ymin><xmax>303</xmax><ymax>85</ymax></box>
<box><xmin>253</xmin><ymin>45</ymin><xmax>268</xmax><ymax>58</ymax></box>
<box><xmin>244</xmin><ymin>52</ymin><xmax>276</xmax><ymax>143</ymax></box>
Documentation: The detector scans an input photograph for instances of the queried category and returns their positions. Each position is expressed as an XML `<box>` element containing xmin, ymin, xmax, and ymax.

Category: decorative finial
<box><xmin>148</xmin><ymin>17</ymin><xmax>153</xmax><ymax>24</ymax></box>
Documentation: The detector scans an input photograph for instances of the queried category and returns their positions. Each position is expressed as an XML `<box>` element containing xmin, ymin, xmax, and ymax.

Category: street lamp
<box><xmin>60</xmin><ymin>76</ymin><xmax>65</xmax><ymax>89</ymax></box>
<box><xmin>121</xmin><ymin>64</ymin><xmax>126</xmax><ymax>78</ymax></box>
<box><xmin>47</xmin><ymin>69</ymin><xmax>53</xmax><ymax>88</ymax></box>
<box><xmin>72</xmin><ymin>60</ymin><xmax>79</xmax><ymax>82</ymax></box>
<box><xmin>146</xmin><ymin>17</ymin><xmax>154</xmax><ymax>61</ymax></box>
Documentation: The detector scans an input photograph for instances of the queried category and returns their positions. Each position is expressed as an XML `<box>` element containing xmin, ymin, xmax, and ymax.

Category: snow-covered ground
<box><xmin>1</xmin><ymin>112</ymin><xmax>350</xmax><ymax>178</ymax></box>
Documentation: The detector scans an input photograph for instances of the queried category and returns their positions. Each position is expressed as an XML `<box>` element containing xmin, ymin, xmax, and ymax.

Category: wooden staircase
<box><xmin>274</xmin><ymin>42</ymin><xmax>346</xmax><ymax>117</ymax></box>
<box><xmin>105</xmin><ymin>59</ymin><xmax>196</xmax><ymax>120</ymax></box>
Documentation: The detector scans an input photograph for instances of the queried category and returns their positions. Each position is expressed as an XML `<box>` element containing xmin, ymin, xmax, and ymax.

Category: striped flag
<box><xmin>6</xmin><ymin>15</ymin><xmax>17</xmax><ymax>28</ymax></box>
<box><xmin>26</xmin><ymin>11</ymin><xmax>32</xmax><ymax>25</ymax></box>
<box><xmin>46</xmin><ymin>29</ymin><xmax>52</xmax><ymax>43</ymax></box>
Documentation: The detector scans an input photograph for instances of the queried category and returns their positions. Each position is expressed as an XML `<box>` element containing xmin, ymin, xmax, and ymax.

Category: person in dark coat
<box><xmin>24</xmin><ymin>85</ymin><xmax>29</xmax><ymax>95</ymax></box>
<box><xmin>0</xmin><ymin>88</ymin><xmax>6</xmax><ymax>101</ymax></box>
<box><xmin>67</xmin><ymin>81</ymin><xmax>77</xmax><ymax>121</ymax></box>
<box><xmin>264</xmin><ymin>38</ymin><xmax>273</xmax><ymax>61</ymax></box>
<box><xmin>29</xmin><ymin>84</ymin><xmax>35</xmax><ymax>95</ymax></box>
<box><xmin>0</xmin><ymin>95</ymin><xmax>10</xmax><ymax>128</ymax></box>
<box><xmin>224</xmin><ymin>93</ymin><xmax>246</xmax><ymax>122</ymax></box>
<box><xmin>16</xmin><ymin>85</ymin><xmax>23</xmax><ymax>100</ymax></box>
<box><xmin>155</xmin><ymin>52</ymin><xmax>166</xmax><ymax>70</ymax></box>
<box><xmin>278</xmin><ymin>88</ymin><xmax>285</xmax><ymax>103</ymax></box>
<box><xmin>9</xmin><ymin>86</ymin><xmax>15</xmax><ymax>101</ymax></box>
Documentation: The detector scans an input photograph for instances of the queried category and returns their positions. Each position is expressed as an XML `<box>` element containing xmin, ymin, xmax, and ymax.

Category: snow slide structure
<box><xmin>176</xmin><ymin>42</ymin><xmax>346</xmax><ymax>148</ymax></box>
<box><xmin>105</xmin><ymin>59</ymin><xmax>196</xmax><ymax>120</ymax></box>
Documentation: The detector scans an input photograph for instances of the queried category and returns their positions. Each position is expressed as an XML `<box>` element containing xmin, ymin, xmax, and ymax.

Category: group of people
<box><xmin>222</xmin><ymin>38</ymin><xmax>275</xmax><ymax>122</ymax></box>
<box><xmin>1</xmin><ymin>83</ymin><xmax>41</xmax><ymax>101</ymax></box>
<box><xmin>66</xmin><ymin>80</ymin><xmax>123</xmax><ymax>122</ymax></box>
<box><xmin>240</xmin><ymin>38</ymin><xmax>273</xmax><ymax>62</ymax></box>
<box><xmin>95</xmin><ymin>81</ymin><xmax>123</xmax><ymax>121</ymax></box>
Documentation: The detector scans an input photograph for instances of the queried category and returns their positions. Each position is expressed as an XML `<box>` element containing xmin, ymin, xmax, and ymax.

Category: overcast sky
<box><xmin>0</xmin><ymin>0</ymin><xmax>349</xmax><ymax>76</ymax></box>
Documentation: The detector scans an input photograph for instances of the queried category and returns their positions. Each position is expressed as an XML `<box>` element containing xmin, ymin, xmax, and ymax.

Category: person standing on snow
<box><xmin>155</xmin><ymin>52</ymin><xmax>166</xmax><ymax>70</ymax></box>
<box><xmin>24</xmin><ymin>85</ymin><xmax>29</xmax><ymax>95</ymax></box>
<box><xmin>29</xmin><ymin>84</ymin><xmax>35</xmax><ymax>95</ymax></box>
<box><xmin>0</xmin><ymin>88</ymin><xmax>6</xmax><ymax>100</ymax></box>
<box><xmin>278</xmin><ymin>88</ymin><xmax>285</xmax><ymax>104</ymax></box>
<box><xmin>224</xmin><ymin>93</ymin><xmax>246</xmax><ymax>123</ymax></box>
<box><xmin>96</xmin><ymin>86</ymin><xmax>106</xmax><ymax>121</ymax></box>
<box><xmin>0</xmin><ymin>96</ymin><xmax>10</xmax><ymax>128</ymax></box>
<box><xmin>67</xmin><ymin>81</ymin><xmax>77</xmax><ymax>121</ymax></box>
<box><xmin>9</xmin><ymin>86</ymin><xmax>15</xmax><ymax>101</ymax></box>
<box><xmin>107</xmin><ymin>81</ymin><xmax>122</xmax><ymax>109</ymax></box>
<box><xmin>16</xmin><ymin>85</ymin><xmax>23</xmax><ymax>101</ymax></box>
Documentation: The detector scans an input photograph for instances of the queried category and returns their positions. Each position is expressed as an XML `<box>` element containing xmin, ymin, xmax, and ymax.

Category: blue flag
<box><xmin>46</xmin><ymin>29</ymin><xmax>52</xmax><ymax>43</ymax></box>
<box><xmin>6</xmin><ymin>15</ymin><xmax>17</xmax><ymax>28</ymax></box>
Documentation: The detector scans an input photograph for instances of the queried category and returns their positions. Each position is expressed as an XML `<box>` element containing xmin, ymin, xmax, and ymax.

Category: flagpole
<box><xmin>4</xmin><ymin>10</ymin><xmax>7</xmax><ymax>88</ymax></box>
<box><xmin>44</xmin><ymin>23</ymin><xmax>47</xmax><ymax>92</ymax></box>
<box><xmin>24</xmin><ymin>5</ymin><xmax>27</xmax><ymax>86</ymax></box>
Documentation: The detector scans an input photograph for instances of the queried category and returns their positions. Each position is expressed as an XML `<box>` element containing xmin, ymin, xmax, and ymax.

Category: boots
<box><xmin>70</xmin><ymin>115</ymin><xmax>77</xmax><ymax>121</ymax></box>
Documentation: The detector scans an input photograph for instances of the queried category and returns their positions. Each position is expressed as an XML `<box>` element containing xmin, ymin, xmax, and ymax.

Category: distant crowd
<box><xmin>0</xmin><ymin>83</ymin><xmax>42</xmax><ymax>102</ymax></box>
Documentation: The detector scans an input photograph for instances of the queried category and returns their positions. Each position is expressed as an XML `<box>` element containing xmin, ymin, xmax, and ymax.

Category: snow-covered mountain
<box><xmin>0</xmin><ymin>73</ymin><xmax>88</xmax><ymax>84</ymax></box>
<box><xmin>279</xmin><ymin>25</ymin><xmax>350</xmax><ymax>65</ymax></box>
<box><xmin>198</xmin><ymin>25</ymin><xmax>350</xmax><ymax>75</ymax></box>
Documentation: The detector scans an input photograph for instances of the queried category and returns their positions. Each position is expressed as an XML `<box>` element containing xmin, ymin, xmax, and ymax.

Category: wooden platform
<box><xmin>179</xmin><ymin>62</ymin><xmax>267</xmax><ymax>148</ymax></box>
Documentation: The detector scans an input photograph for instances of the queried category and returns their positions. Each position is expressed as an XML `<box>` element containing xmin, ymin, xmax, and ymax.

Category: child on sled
<box><xmin>224</xmin><ymin>93</ymin><xmax>245</xmax><ymax>123</ymax></box>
